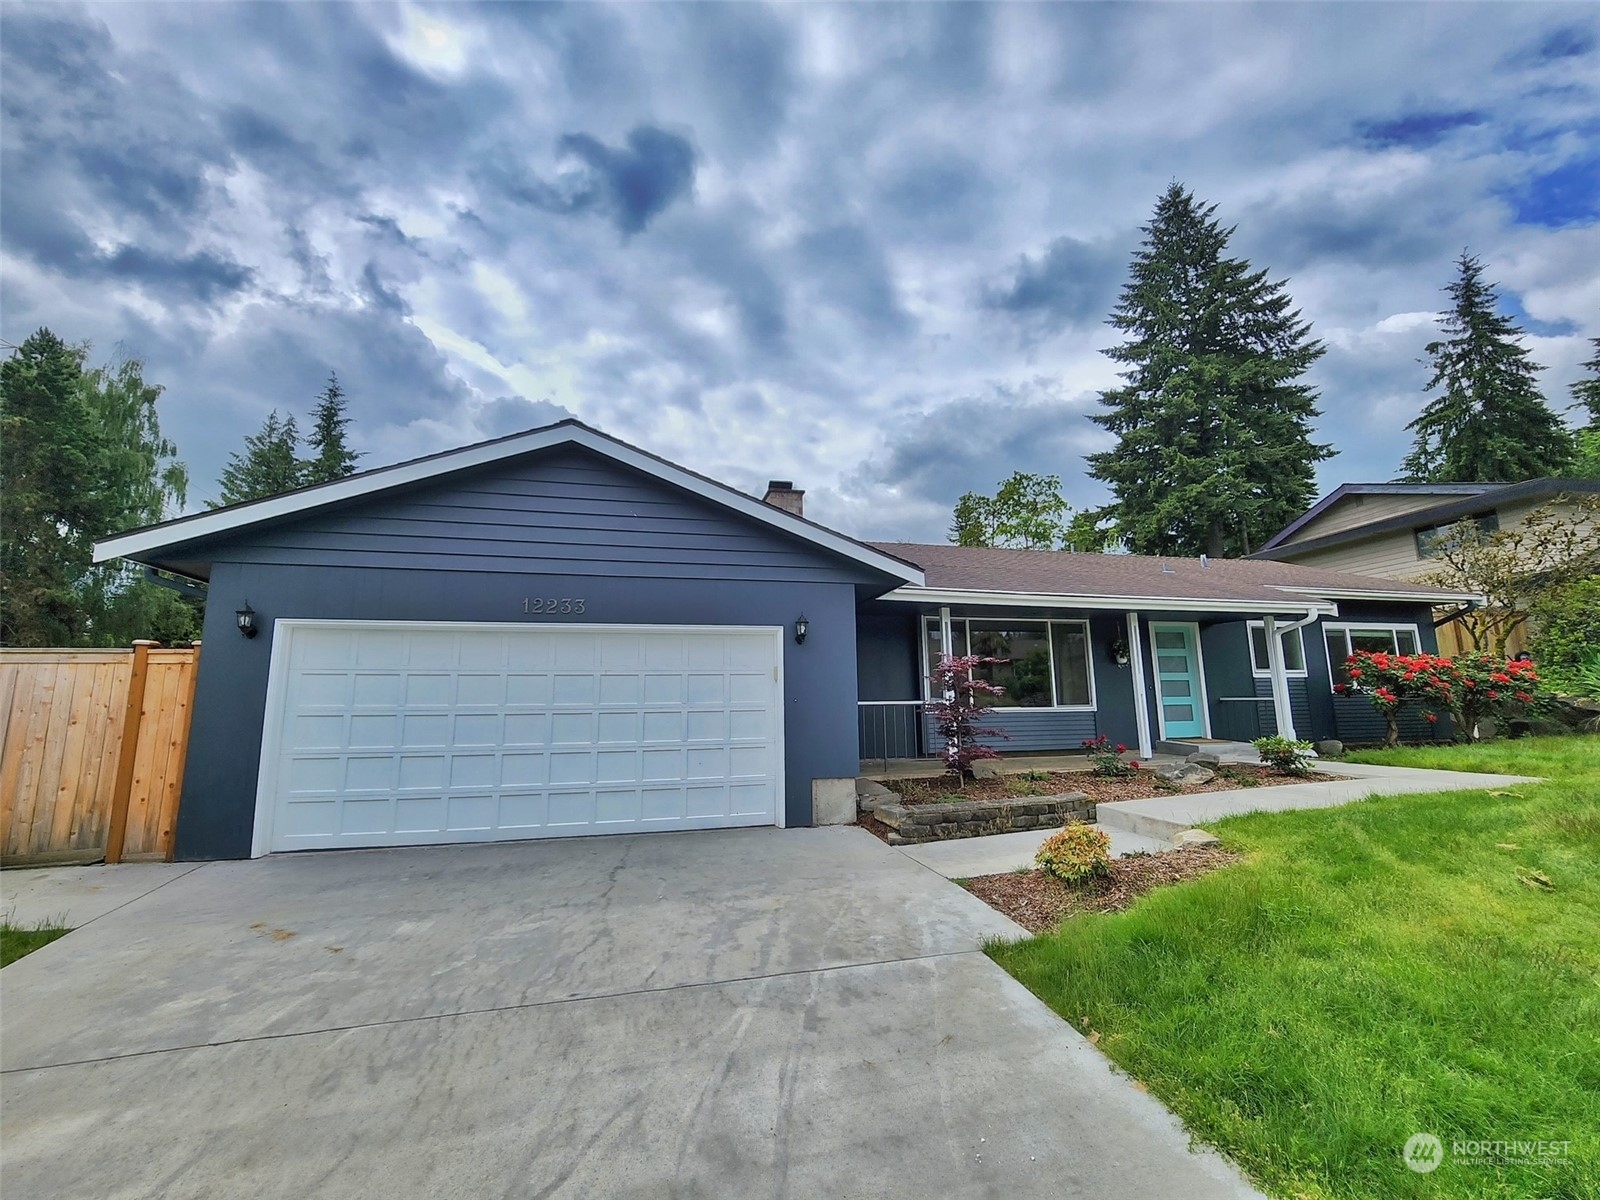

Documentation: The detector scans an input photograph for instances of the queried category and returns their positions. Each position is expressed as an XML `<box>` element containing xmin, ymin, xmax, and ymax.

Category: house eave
<box><xmin>879</xmin><ymin>586</ymin><xmax>1338</xmax><ymax>616</ymax></box>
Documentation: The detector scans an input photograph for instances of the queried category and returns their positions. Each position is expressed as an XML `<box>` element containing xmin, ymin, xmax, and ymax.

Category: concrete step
<box><xmin>1094</xmin><ymin>801</ymin><xmax>1193</xmax><ymax>842</ymax></box>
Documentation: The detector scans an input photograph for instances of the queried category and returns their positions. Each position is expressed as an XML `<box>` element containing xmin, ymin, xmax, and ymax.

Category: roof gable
<box><xmin>94</xmin><ymin>420</ymin><xmax>923</xmax><ymax>586</ymax></box>
<box><xmin>1253</xmin><ymin>478</ymin><xmax>1600</xmax><ymax>561</ymax></box>
<box><xmin>1257</xmin><ymin>483</ymin><xmax>1501</xmax><ymax>551</ymax></box>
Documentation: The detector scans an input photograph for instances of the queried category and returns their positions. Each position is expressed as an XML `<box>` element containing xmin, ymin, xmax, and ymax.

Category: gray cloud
<box><xmin>2</xmin><ymin>1</ymin><xmax>1597</xmax><ymax>542</ymax></box>
<box><xmin>497</xmin><ymin>126</ymin><xmax>698</xmax><ymax>235</ymax></box>
<box><xmin>984</xmin><ymin>237</ymin><xmax>1126</xmax><ymax>335</ymax></box>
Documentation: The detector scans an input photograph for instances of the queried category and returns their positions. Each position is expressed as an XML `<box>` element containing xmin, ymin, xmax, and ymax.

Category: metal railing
<box><xmin>858</xmin><ymin>701</ymin><xmax>926</xmax><ymax>771</ymax></box>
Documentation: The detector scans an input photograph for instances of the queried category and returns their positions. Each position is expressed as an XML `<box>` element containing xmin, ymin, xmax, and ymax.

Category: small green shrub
<box><xmin>1253</xmin><ymin>735</ymin><xmax>1315</xmax><ymax>776</ymax></box>
<box><xmin>1035</xmin><ymin>823</ymin><xmax>1112</xmax><ymax>884</ymax></box>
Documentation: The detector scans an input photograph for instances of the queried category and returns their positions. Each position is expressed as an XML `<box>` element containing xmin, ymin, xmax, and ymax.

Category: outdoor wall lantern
<box><xmin>1108</xmin><ymin>633</ymin><xmax>1130</xmax><ymax>666</ymax></box>
<box><xmin>794</xmin><ymin>614</ymin><xmax>809</xmax><ymax>645</ymax></box>
<box><xmin>236</xmin><ymin>601</ymin><xmax>259</xmax><ymax>639</ymax></box>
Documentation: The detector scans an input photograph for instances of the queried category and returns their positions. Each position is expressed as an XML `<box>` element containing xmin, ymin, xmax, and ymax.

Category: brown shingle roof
<box><xmin>867</xmin><ymin>542</ymin><xmax>1476</xmax><ymax>606</ymax></box>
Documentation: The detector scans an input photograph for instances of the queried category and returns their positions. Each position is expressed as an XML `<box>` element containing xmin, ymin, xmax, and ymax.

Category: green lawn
<box><xmin>987</xmin><ymin>735</ymin><xmax>1600</xmax><ymax>1200</ymax></box>
<box><xmin>1</xmin><ymin>920</ymin><xmax>71</xmax><ymax>968</ymax></box>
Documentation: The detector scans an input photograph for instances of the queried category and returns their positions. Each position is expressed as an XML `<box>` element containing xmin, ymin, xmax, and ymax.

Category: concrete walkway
<box><xmin>1</xmin><ymin>828</ymin><xmax>1261</xmax><ymax>1199</ymax></box>
<box><xmin>903</xmin><ymin>761</ymin><xmax>1539</xmax><ymax>879</ymax></box>
<box><xmin>1</xmin><ymin>860</ymin><xmax>201</xmax><ymax>928</ymax></box>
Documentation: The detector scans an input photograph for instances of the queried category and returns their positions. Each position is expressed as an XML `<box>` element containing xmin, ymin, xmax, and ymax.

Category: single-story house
<box><xmin>95</xmin><ymin>421</ymin><xmax>1476</xmax><ymax>860</ymax></box>
<box><xmin>1249</xmin><ymin>478</ymin><xmax>1600</xmax><ymax>656</ymax></box>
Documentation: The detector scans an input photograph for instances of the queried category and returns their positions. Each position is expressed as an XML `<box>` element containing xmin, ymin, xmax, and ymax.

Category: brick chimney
<box><xmin>761</xmin><ymin>480</ymin><xmax>804</xmax><ymax>517</ymax></box>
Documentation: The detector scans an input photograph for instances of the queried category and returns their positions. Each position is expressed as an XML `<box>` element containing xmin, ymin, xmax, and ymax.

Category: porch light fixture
<box><xmin>794</xmin><ymin>614</ymin><xmax>809</xmax><ymax>645</ymax></box>
<box><xmin>235</xmin><ymin>601</ymin><xmax>259</xmax><ymax>639</ymax></box>
<box><xmin>1108</xmin><ymin>633</ymin><xmax>1130</xmax><ymax>666</ymax></box>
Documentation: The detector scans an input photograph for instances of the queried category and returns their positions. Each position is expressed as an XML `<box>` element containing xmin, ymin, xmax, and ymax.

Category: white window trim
<box><xmin>920</xmin><ymin>616</ymin><xmax>1098</xmax><ymax>711</ymax></box>
<box><xmin>1321</xmin><ymin>622</ymin><xmax>1423</xmax><ymax>693</ymax></box>
<box><xmin>1248</xmin><ymin>620</ymin><xmax>1308</xmax><ymax>678</ymax></box>
<box><xmin>1148</xmin><ymin>620</ymin><xmax>1212</xmax><ymax>741</ymax></box>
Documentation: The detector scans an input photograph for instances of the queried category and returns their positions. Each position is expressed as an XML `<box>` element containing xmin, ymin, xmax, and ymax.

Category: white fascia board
<box><xmin>1268</xmin><ymin>585</ymin><xmax>1485</xmax><ymax>605</ymax></box>
<box><xmin>881</xmin><ymin>586</ymin><xmax>1335</xmax><ymax>616</ymax></box>
<box><xmin>93</xmin><ymin>424</ymin><xmax>924</xmax><ymax>587</ymax></box>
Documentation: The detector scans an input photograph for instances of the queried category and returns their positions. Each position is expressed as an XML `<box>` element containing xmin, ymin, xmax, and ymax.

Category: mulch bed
<box><xmin>964</xmin><ymin>847</ymin><xmax>1243</xmax><ymax>933</ymax></box>
<box><xmin>887</xmin><ymin>764</ymin><xmax>1345</xmax><ymax>807</ymax></box>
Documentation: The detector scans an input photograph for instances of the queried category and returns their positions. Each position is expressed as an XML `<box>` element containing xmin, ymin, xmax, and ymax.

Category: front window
<box><xmin>1323</xmin><ymin>624</ymin><xmax>1421</xmax><ymax>687</ymax></box>
<box><xmin>1249</xmin><ymin>622</ymin><xmax>1307</xmax><ymax>676</ymax></box>
<box><xmin>923</xmin><ymin>618</ymin><xmax>1094</xmax><ymax>708</ymax></box>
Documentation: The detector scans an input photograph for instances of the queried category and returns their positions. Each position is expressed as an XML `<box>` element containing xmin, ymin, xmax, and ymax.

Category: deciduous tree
<box><xmin>1088</xmin><ymin>183</ymin><xmax>1331</xmax><ymax>557</ymax></box>
<box><xmin>950</xmin><ymin>471</ymin><xmax>1072</xmax><ymax>549</ymax></box>
<box><xmin>1402</xmin><ymin>253</ymin><xmax>1574</xmax><ymax>482</ymax></box>
<box><xmin>1419</xmin><ymin>496</ymin><xmax>1600</xmax><ymax>657</ymax></box>
<box><xmin>1</xmin><ymin>330</ymin><xmax>192</xmax><ymax>645</ymax></box>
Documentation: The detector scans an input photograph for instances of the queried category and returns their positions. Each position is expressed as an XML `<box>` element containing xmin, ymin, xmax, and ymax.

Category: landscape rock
<box><xmin>971</xmin><ymin>760</ymin><xmax>1002</xmax><ymax>780</ymax></box>
<box><xmin>1184</xmin><ymin>751</ymin><xmax>1222</xmax><ymax>768</ymax></box>
<box><xmin>1314</xmin><ymin>740</ymin><xmax>1344</xmax><ymax>759</ymax></box>
<box><xmin>1172</xmin><ymin>829</ymin><xmax>1222</xmax><ymax>848</ymax></box>
<box><xmin>1156</xmin><ymin>763</ymin><xmax>1215</xmax><ymax>786</ymax></box>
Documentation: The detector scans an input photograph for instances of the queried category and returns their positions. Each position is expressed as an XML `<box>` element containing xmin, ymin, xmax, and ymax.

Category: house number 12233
<box><xmin>522</xmin><ymin>597</ymin><xmax>586</xmax><ymax>614</ymax></box>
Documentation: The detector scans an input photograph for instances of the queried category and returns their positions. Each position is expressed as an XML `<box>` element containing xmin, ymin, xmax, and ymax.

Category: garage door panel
<box><xmin>263</xmin><ymin>623</ymin><xmax>781</xmax><ymax>853</ymax></box>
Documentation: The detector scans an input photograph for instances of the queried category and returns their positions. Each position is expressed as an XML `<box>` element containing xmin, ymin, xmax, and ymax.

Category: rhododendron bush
<box><xmin>1336</xmin><ymin>649</ymin><xmax>1539</xmax><ymax>746</ymax></box>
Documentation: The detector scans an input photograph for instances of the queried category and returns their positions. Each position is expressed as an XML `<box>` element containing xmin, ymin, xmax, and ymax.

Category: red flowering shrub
<box><xmin>1082</xmin><ymin>733</ymin><xmax>1137</xmax><ymax>777</ymax></box>
<box><xmin>927</xmin><ymin>654</ymin><xmax>1009</xmax><ymax>780</ymax></box>
<box><xmin>1338</xmin><ymin>649</ymin><xmax>1539</xmax><ymax>745</ymax></box>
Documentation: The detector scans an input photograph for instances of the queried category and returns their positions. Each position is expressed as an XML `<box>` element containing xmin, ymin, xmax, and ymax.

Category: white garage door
<box><xmin>254</xmin><ymin>622</ymin><xmax>784</xmax><ymax>854</ymax></box>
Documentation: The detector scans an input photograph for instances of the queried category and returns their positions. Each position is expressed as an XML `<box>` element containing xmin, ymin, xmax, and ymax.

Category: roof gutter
<box><xmin>880</xmin><ymin>586</ymin><xmax>1338</xmax><ymax>617</ymax></box>
<box><xmin>1268</xmin><ymin>585</ymin><xmax>1486</xmax><ymax>605</ymax></box>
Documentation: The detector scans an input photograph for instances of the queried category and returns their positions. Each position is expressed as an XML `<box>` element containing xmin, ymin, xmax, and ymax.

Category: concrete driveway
<box><xmin>1</xmin><ymin>828</ymin><xmax>1260</xmax><ymax>1199</ymax></box>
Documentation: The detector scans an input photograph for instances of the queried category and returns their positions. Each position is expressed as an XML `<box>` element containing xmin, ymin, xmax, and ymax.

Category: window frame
<box><xmin>1248</xmin><ymin>621</ymin><xmax>1308</xmax><ymax>678</ymax></box>
<box><xmin>920</xmin><ymin>616</ymin><xmax>1098</xmax><ymax>711</ymax></box>
<box><xmin>1414</xmin><ymin>511</ymin><xmax>1499</xmax><ymax>559</ymax></box>
<box><xmin>1322</xmin><ymin>622</ymin><xmax>1423</xmax><ymax>691</ymax></box>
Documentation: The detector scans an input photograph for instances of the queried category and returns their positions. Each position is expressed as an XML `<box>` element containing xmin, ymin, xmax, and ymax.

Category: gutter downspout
<box><xmin>1126</xmin><ymin>613</ymin><xmax>1153</xmax><ymax>760</ymax></box>
<box><xmin>1263</xmin><ymin>609</ymin><xmax>1321</xmax><ymax>742</ymax></box>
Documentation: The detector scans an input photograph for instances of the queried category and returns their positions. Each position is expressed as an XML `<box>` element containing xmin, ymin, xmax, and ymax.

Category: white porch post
<box><xmin>938</xmin><ymin>606</ymin><xmax>954</xmax><ymax>668</ymax></box>
<box><xmin>1263</xmin><ymin>614</ymin><xmax>1297</xmax><ymax>741</ymax></box>
<box><xmin>1126</xmin><ymin>613</ymin><xmax>1154</xmax><ymax>760</ymax></box>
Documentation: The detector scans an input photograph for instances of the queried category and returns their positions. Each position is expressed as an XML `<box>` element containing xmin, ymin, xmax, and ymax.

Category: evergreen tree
<box><xmin>1572</xmin><ymin>337</ymin><xmax>1600</xmax><ymax>425</ymax></box>
<box><xmin>1573</xmin><ymin>341</ymin><xmax>1600</xmax><ymax>479</ymax></box>
<box><xmin>304</xmin><ymin>372</ymin><xmax>361</xmax><ymax>485</ymax></box>
<box><xmin>1087</xmin><ymin>183</ymin><xmax>1331</xmax><ymax>557</ymax></box>
<box><xmin>1401</xmin><ymin>253</ymin><xmax>1574</xmax><ymax>482</ymax></box>
<box><xmin>215</xmin><ymin>411</ymin><xmax>305</xmax><ymax>506</ymax></box>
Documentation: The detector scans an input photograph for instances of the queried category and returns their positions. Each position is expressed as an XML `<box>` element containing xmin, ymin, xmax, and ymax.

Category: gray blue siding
<box><xmin>175</xmin><ymin>447</ymin><xmax>892</xmax><ymax>860</ymax></box>
<box><xmin>174</xmin><ymin>448</ymin><xmax>872</xmax><ymax>584</ymax></box>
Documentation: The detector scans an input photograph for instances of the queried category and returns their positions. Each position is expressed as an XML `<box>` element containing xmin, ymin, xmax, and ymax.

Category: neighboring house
<box><xmin>1249</xmin><ymin>480</ymin><xmax>1600</xmax><ymax>655</ymax></box>
<box><xmin>94</xmin><ymin>421</ymin><xmax>1473</xmax><ymax>861</ymax></box>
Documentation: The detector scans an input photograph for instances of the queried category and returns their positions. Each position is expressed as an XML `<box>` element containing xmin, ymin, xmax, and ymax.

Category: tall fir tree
<box><xmin>1087</xmin><ymin>183</ymin><xmax>1331</xmax><ymax>557</ymax></box>
<box><xmin>1401</xmin><ymin>253</ymin><xmax>1574</xmax><ymax>483</ymax></box>
<box><xmin>1572</xmin><ymin>338</ymin><xmax>1600</xmax><ymax>479</ymax></box>
<box><xmin>304</xmin><ymin>372</ymin><xmax>361</xmax><ymax>485</ymax></box>
<box><xmin>214</xmin><ymin>411</ymin><xmax>304</xmax><ymax>506</ymax></box>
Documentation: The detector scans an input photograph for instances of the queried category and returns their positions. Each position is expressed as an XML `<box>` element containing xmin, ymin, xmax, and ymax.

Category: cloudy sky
<box><xmin>3</xmin><ymin>3</ymin><xmax>1597</xmax><ymax>542</ymax></box>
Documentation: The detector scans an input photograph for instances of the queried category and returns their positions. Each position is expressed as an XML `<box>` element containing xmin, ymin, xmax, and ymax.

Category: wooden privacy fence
<box><xmin>0</xmin><ymin>642</ymin><xmax>200</xmax><ymax>866</ymax></box>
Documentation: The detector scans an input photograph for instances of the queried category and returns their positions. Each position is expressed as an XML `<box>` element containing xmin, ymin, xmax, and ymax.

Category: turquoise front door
<box><xmin>1150</xmin><ymin>623</ymin><xmax>1207</xmax><ymax>738</ymax></box>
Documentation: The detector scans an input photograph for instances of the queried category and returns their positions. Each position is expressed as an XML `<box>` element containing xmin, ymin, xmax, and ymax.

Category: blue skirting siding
<box><xmin>1331</xmin><ymin>696</ymin><xmax>1444</xmax><ymax>744</ymax></box>
<box><xmin>923</xmin><ymin>708</ymin><xmax>1099</xmax><ymax>755</ymax></box>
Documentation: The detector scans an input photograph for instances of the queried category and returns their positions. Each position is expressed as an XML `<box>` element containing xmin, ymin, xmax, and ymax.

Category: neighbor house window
<box><xmin>1248</xmin><ymin>622</ymin><xmax>1307</xmax><ymax>676</ymax></box>
<box><xmin>1415</xmin><ymin>512</ymin><xmax>1498</xmax><ymax>558</ymax></box>
<box><xmin>1323</xmin><ymin>624</ymin><xmax>1421</xmax><ymax>687</ymax></box>
<box><xmin>922</xmin><ymin>618</ymin><xmax>1094</xmax><ymax>708</ymax></box>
